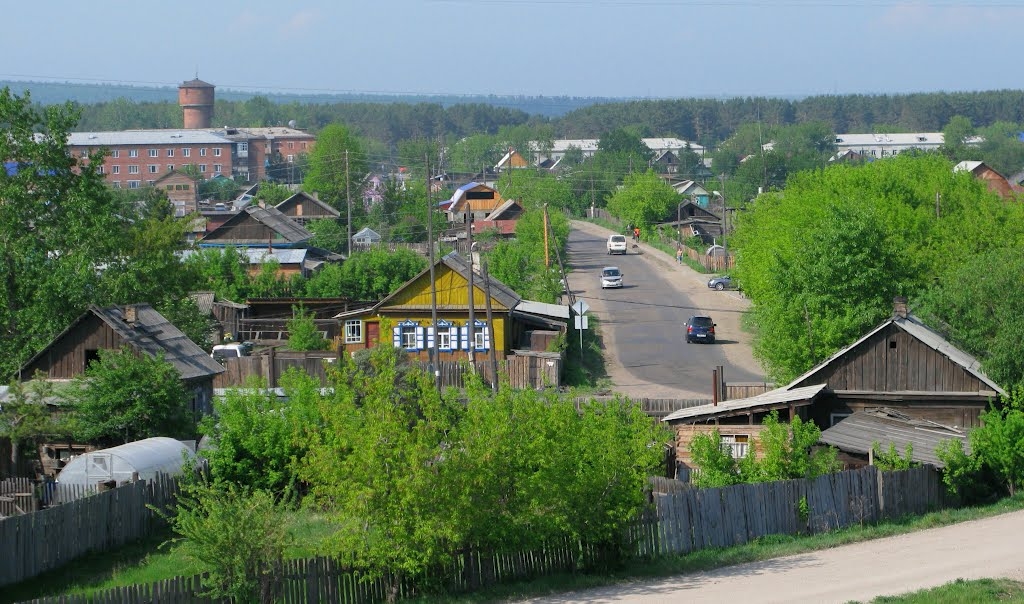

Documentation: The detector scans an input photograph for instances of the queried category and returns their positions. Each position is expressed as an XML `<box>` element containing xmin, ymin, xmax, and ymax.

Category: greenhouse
<box><xmin>55</xmin><ymin>437</ymin><xmax>195</xmax><ymax>502</ymax></box>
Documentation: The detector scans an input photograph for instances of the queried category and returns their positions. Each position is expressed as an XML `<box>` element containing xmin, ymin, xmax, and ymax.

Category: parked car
<box><xmin>707</xmin><ymin>275</ymin><xmax>734</xmax><ymax>291</ymax></box>
<box><xmin>600</xmin><ymin>266</ymin><xmax>623</xmax><ymax>289</ymax></box>
<box><xmin>607</xmin><ymin>234</ymin><xmax>627</xmax><ymax>254</ymax></box>
<box><xmin>212</xmin><ymin>342</ymin><xmax>252</xmax><ymax>362</ymax></box>
<box><xmin>685</xmin><ymin>315</ymin><xmax>716</xmax><ymax>343</ymax></box>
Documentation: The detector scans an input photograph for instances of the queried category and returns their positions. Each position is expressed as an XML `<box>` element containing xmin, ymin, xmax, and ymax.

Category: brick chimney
<box><xmin>123</xmin><ymin>305</ymin><xmax>138</xmax><ymax>325</ymax></box>
<box><xmin>892</xmin><ymin>296</ymin><xmax>908</xmax><ymax>319</ymax></box>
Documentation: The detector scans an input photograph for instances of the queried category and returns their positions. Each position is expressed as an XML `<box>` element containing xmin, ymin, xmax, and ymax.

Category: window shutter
<box><xmin>416</xmin><ymin>327</ymin><xmax>425</xmax><ymax>350</ymax></box>
<box><xmin>483</xmin><ymin>326</ymin><xmax>491</xmax><ymax>350</ymax></box>
<box><xmin>460</xmin><ymin>326</ymin><xmax>469</xmax><ymax>350</ymax></box>
<box><xmin>392</xmin><ymin>326</ymin><xmax>401</xmax><ymax>348</ymax></box>
<box><xmin>426</xmin><ymin>326</ymin><xmax>435</xmax><ymax>349</ymax></box>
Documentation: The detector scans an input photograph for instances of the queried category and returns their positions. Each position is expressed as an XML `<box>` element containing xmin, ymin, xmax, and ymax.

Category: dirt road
<box><xmin>522</xmin><ymin>509</ymin><xmax>1024</xmax><ymax>603</ymax></box>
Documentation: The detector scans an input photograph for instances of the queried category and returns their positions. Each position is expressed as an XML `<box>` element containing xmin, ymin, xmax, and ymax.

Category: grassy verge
<box><xmin>647</xmin><ymin>236</ymin><xmax>712</xmax><ymax>274</ymax></box>
<box><xmin>561</xmin><ymin>314</ymin><xmax>611</xmax><ymax>391</ymax></box>
<box><xmin>856</xmin><ymin>578</ymin><xmax>1024</xmax><ymax>603</ymax></box>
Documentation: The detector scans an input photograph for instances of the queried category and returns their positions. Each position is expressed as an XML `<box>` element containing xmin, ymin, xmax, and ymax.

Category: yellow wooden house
<box><xmin>336</xmin><ymin>251</ymin><xmax>566</xmax><ymax>361</ymax></box>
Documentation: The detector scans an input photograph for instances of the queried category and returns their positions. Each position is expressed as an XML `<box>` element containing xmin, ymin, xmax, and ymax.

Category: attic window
<box><xmin>889</xmin><ymin>340</ymin><xmax>897</xmax><ymax>349</ymax></box>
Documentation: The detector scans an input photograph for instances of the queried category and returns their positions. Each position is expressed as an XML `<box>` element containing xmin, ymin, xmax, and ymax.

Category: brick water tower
<box><xmin>178</xmin><ymin>77</ymin><xmax>215</xmax><ymax>129</ymax></box>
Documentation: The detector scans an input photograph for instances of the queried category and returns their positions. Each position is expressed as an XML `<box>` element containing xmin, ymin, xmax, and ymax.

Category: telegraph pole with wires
<box><xmin>466</xmin><ymin>210</ymin><xmax>476</xmax><ymax>371</ymax></box>
<box><xmin>426</xmin><ymin>154</ymin><xmax>439</xmax><ymax>390</ymax></box>
<box><xmin>345</xmin><ymin>150</ymin><xmax>352</xmax><ymax>258</ymax></box>
<box><xmin>482</xmin><ymin>260</ymin><xmax>499</xmax><ymax>392</ymax></box>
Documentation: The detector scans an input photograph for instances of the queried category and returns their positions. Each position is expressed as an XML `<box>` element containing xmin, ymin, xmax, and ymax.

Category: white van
<box><xmin>607</xmin><ymin>234</ymin><xmax>627</xmax><ymax>255</ymax></box>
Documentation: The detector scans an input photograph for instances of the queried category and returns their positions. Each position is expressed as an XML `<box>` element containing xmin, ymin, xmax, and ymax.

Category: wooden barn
<box><xmin>446</xmin><ymin>182</ymin><xmax>507</xmax><ymax>224</ymax></box>
<box><xmin>274</xmin><ymin>191</ymin><xmax>341</xmax><ymax>226</ymax></box>
<box><xmin>19</xmin><ymin>304</ymin><xmax>224</xmax><ymax>416</ymax></box>
<box><xmin>198</xmin><ymin>204</ymin><xmax>312</xmax><ymax>248</ymax></box>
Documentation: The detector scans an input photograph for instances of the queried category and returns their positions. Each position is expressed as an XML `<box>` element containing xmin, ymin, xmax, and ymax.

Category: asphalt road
<box><xmin>565</xmin><ymin>221</ymin><xmax>765</xmax><ymax>399</ymax></box>
<box><xmin>521</xmin><ymin>509</ymin><xmax>1024</xmax><ymax>603</ymax></box>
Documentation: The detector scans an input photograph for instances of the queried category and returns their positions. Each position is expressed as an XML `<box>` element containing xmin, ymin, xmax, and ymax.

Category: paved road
<box><xmin>522</xmin><ymin>509</ymin><xmax>1024</xmax><ymax>603</ymax></box>
<box><xmin>565</xmin><ymin>221</ymin><xmax>764</xmax><ymax>399</ymax></box>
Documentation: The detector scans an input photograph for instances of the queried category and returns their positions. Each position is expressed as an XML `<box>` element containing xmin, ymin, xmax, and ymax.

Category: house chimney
<box><xmin>893</xmin><ymin>296</ymin><xmax>908</xmax><ymax>319</ymax></box>
<box><xmin>711</xmin><ymin>368</ymin><xmax>719</xmax><ymax>406</ymax></box>
<box><xmin>124</xmin><ymin>305</ymin><xmax>138</xmax><ymax>325</ymax></box>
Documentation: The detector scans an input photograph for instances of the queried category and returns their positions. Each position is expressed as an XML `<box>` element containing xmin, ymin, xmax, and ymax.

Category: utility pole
<box><xmin>466</xmin><ymin>211</ymin><xmax>476</xmax><ymax>371</ymax></box>
<box><xmin>542</xmin><ymin>203</ymin><xmax>550</xmax><ymax>268</ymax></box>
<box><xmin>482</xmin><ymin>260</ymin><xmax>499</xmax><ymax>392</ymax></box>
<box><xmin>550</xmin><ymin>214</ymin><xmax>573</xmax><ymax>306</ymax></box>
<box><xmin>720</xmin><ymin>173</ymin><xmax>727</xmax><ymax>251</ymax></box>
<box><xmin>427</xmin><ymin>154</ymin><xmax>439</xmax><ymax>391</ymax></box>
<box><xmin>345</xmin><ymin>150</ymin><xmax>352</xmax><ymax>258</ymax></box>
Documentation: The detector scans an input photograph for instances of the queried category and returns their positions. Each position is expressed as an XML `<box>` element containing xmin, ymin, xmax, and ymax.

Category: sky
<box><xmin>2</xmin><ymin>0</ymin><xmax>1022</xmax><ymax>100</ymax></box>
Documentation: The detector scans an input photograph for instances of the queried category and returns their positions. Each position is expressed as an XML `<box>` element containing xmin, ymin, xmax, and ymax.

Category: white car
<box><xmin>601</xmin><ymin>266</ymin><xmax>623</xmax><ymax>289</ymax></box>
<box><xmin>607</xmin><ymin>234</ymin><xmax>627</xmax><ymax>254</ymax></box>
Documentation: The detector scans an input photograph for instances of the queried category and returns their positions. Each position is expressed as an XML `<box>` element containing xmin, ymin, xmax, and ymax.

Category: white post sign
<box><xmin>571</xmin><ymin>299</ymin><xmax>590</xmax><ymax>356</ymax></box>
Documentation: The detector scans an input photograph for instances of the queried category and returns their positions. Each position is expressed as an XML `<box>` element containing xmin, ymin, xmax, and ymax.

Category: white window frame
<box><xmin>127</xmin><ymin>180</ymin><xmax>141</xmax><ymax>189</ymax></box>
<box><xmin>166</xmin><ymin>149</ymin><xmax>174</xmax><ymax>157</ymax></box>
<box><xmin>128</xmin><ymin>165</ymin><xmax>139</xmax><ymax>174</ymax></box>
<box><xmin>472</xmin><ymin>320</ymin><xmax>490</xmax><ymax>351</ymax></box>
<box><xmin>239</xmin><ymin>142</ymin><xmax>248</xmax><ymax>153</ymax></box>
<box><xmin>200</xmin><ymin>148</ymin><xmax>207</xmax><ymax>157</ymax></box>
<box><xmin>112</xmin><ymin>181</ymin><xmax>121</xmax><ymax>188</ymax></box>
<box><xmin>344</xmin><ymin>320</ymin><xmax>363</xmax><ymax>344</ymax></box>
<box><xmin>167</xmin><ymin>164</ymin><xmax>174</xmax><ymax>172</ymax></box>
<box><xmin>112</xmin><ymin>165</ymin><xmax>120</xmax><ymax>174</ymax></box>
<box><xmin>129</xmin><ymin>149</ymin><xmax>138</xmax><ymax>158</ymax></box>
<box><xmin>213</xmin><ymin>148</ymin><xmax>222</xmax><ymax>157</ymax></box>
<box><xmin>719</xmin><ymin>434</ymin><xmax>749</xmax><ymax>460</ymax></box>
<box><xmin>199</xmin><ymin>164</ymin><xmax>207</xmax><ymax>173</ymax></box>
<box><xmin>148</xmin><ymin>149</ymin><xmax>158</xmax><ymax>158</ymax></box>
<box><xmin>111</xmin><ymin>150</ymin><xmax>120</xmax><ymax>159</ymax></box>
<box><xmin>400</xmin><ymin>324</ymin><xmax>418</xmax><ymax>349</ymax></box>
<box><xmin>183</xmin><ymin>148</ymin><xmax>191</xmax><ymax>157</ymax></box>
<box><xmin>214</xmin><ymin>164</ymin><xmax>222</xmax><ymax>174</ymax></box>
<box><xmin>148</xmin><ymin>165</ymin><xmax>159</xmax><ymax>174</ymax></box>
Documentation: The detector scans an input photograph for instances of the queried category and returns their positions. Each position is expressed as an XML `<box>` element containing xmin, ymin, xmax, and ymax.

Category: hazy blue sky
<box><xmin>2</xmin><ymin>0</ymin><xmax>1021</xmax><ymax>99</ymax></box>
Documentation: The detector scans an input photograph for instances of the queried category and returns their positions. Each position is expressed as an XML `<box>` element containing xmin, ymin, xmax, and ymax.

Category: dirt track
<box><xmin>520</xmin><ymin>509</ymin><xmax>1024</xmax><ymax>603</ymax></box>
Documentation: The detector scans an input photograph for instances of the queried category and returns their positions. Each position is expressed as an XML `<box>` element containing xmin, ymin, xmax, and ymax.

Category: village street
<box><xmin>521</xmin><ymin>508</ymin><xmax>1024</xmax><ymax>603</ymax></box>
<box><xmin>565</xmin><ymin>220</ymin><xmax>765</xmax><ymax>399</ymax></box>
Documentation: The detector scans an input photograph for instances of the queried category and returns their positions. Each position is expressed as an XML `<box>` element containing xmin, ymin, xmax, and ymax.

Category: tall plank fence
<box><xmin>15</xmin><ymin>467</ymin><xmax>947</xmax><ymax>604</ymax></box>
<box><xmin>576</xmin><ymin>396</ymin><xmax>711</xmax><ymax>419</ymax></box>
<box><xmin>0</xmin><ymin>478</ymin><xmax>38</xmax><ymax>518</ymax></box>
<box><xmin>0</xmin><ymin>474</ymin><xmax>181</xmax><ymax>589</ymax></box>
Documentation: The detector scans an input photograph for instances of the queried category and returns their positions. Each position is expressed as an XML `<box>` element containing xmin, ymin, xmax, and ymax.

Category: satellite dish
<box><xmin>287</xmin><ymin>119</ymin><xmax>297</xmax><ymax>128</ymax></box>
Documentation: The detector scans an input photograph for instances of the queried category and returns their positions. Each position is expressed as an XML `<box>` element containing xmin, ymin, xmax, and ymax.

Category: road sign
<box><xmin>574</xmin><ymin>315</ymin><xmax>589</xmax><ymax>330</ymax></box>
<box><xmin>571</xmin><ymin>299</ymin><xmax>590</xmax><ymax>315</ymax></box>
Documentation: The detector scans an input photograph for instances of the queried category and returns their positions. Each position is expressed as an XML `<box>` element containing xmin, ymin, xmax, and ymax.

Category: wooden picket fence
<box><xmin>0</xmin><ymin>474</ymin><xmax>181</xmax><ymax>589</ymax></box>
<box><xmin>12</xmin><ymin>467</ymin><xmax>947</xmax><ymax>604</ymax></box>
<box><xmin>575</xmin><ymin>396</ymin><xmax>711</xmax><ymax>419</ymax></box>
<box><xmin>630</xmin><ymin>465</ymin><xmax>946</xmax><ymax>557</ymax></box>
<box><xmin>0</xmin><ymin>478</ymin><xmax>38</xmax><ymax>518</ymax></box>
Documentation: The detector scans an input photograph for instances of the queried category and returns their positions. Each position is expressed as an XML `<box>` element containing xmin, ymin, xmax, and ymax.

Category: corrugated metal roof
<box><xmin>662</xmin><ymin>384</ymin><xmax>829</xmax><ymax>423</ymax></box>
<box><xmin>243</xmin><ymin>205</ymin><xmax>313</xmax><ymax>243</ymax></box>
<box><xmin>819</xmin><ymin>408</ymin><xmax>969</xmax><ymax>468</ymax></box>
<box><xmin>785</xmin><ymin>314</ymin><xmax>1006</xmax><ymax>397</ymax></box>
<box><xmin>516</xmin><ymin>299</ymin><xmax>570</xmax><ymax>320</ymax></box>
<box><xmin>242</xmin><ymin>248</ymin><xmax>308</xmax><ymax>264</ymax></box>
<box><xmin>68</xmin><ymin>130</ymin><xmax>233</xmax><ymax>146</ymax></box>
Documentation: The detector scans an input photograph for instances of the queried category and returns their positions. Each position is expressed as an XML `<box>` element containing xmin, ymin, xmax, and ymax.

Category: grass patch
<box><xmin>856</xmin><ymin>577</ymin><xmax>1024</xmax><ymax>603</ymax></box>
<box><xmin>562</xmin><ymin>313</ymin><xmax>610</xmax><ymax>389</ymax></box>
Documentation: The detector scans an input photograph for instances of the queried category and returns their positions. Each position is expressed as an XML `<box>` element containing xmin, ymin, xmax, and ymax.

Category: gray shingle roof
<box><xmin>662</xmin><ymin>384</ymin><xmax>828</xmax><ymax>423</ymax></box>
<box><xmin>68</xmin><ymin>130</ymin><xmax>232</xmax><ymax>146</ymax></box>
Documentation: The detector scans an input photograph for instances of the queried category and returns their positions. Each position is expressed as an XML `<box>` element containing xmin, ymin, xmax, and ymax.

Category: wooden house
<box><xmin>663</xmin><ymin>200</ymin><xmax>721</xmax><ymax>243</ymax></box>
<box><xmin>953</xmin><ymin>161</ymin><xmax>1017</xmax><ymax>199</ymax></box>
<box><xmin>352</xmin><ymin>226</ymin><xmax>382</xmax><ymax>246</ymax></box>
<box><xmin>335</xmin><ymin>251</ymin><xmax>567</xmax><ymax>362</ymax></box>
<box><xmin>198</xmin><ymin>205</ymin><xmax>313</xmax><ymax>248</ymax></box>
<box><xmin>153</xmin><ymin>170</ymin><xmax>200</xmax><ymax>217</ymax></box>
<box><xmin>494</xmin><ymin>148</ymin><xmax>530</xmax><ymax>172</ymax></box>
<box><xmin>819</xmin><ymin>407</ymin><xmax>970</xmax><ymax>469</ymax></box>
<box><xmin>652</xmin><ymin>150</ymin><xmax>679</xmax><ymax>174</ymax></box>
<box><xmin>447</xmin><ymin>182</ymin><xmax>507</xmax><ymax>224</ymax></box>
<box><xmin>274</xmin><ymin>192</ymin><xmax>341</xmax><ymax>226</ymax></box>
<box><xmin>663</xmin><ymin>297</ymin><xmax>1005</xmax><ymax>478</ymax></box>
<box><xmin>19</xmin><ymin>304</ymin><xmax>224</xmax><ymax>416</ymax></box>
<box><xmin>671</xmin><ymin>180</ymin><xmax>711</xmax><ymax>207</ymax></box>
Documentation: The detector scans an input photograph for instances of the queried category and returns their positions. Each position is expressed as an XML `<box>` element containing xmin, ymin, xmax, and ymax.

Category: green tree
<box><xmin>689</xmin><ymin>429</ymin><xmax>743</xmax><ymax>488</ymax></box>
<box><xmin>0</xmin><ymin>88</ymin><xmax>128</xmax><ymax>376</ymax></box>
<box><xmin>286</xmin><ymin>306</ymin><xmax>330</xmax><ymax>351</ymax></box>
<box><xmin>163</xmin><ymin>479</ymin><xmax>290</xmax><ymax>604</ymax></box>
<box><xmin>941</xmin><ymin>115</ymin><xmax>976</xmax><ymax>161</ymax></box>
<box><xmin>63</xmin><ymin>347</ymin><xmax>193</xmax><ymax>446</ymax></box>
<box><xmin>337</xmin><ymin>248</ymin><xmax>427</xmax><ymax>300</ymax></box>
<box><xmin>184</xmin><ymin>247</ymin><xmax>251</xmax><ymax>302</ymax></box>
<box><xmin>253</xmin><ymin>181</ymin><xmax>293</xmax><ymax>206</ymax></box>
<box><xmin>200</xmin><ymin>369</ymin><xmax>321</xmax><ymax>494</ymax></box>
<box><xmin>306</xmin><ymin>218</ymin><xmax>347</xmax><ymax>254</ymax></box>
<box><xmin>872</xmin><ymin>441</ymin><xmax>916</xmax><ymax>471</ymax></box>
<box><xmin>605</xmin><ymin>170</ymin><xmax>680</xmax><ymax>237</ymax></box>
<box><xmin>303</xmin><ymin>124</ymin><xmax>367</xmax><ymax>222</ymax></box>
<box><xmin>0</xmin><ymin>375</ymin><xmax>58</xmax><ymax>470</ymax></box>
<box><xmin>969</xmin><ymin>393</ymin><xmax>1024</xmax><ymax>496</ymax></box>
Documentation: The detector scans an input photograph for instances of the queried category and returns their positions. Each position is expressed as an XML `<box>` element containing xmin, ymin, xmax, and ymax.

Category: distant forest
<box><xmin>6</xmin><ymin>80</ymin><xmax>1024</xmax><ymax>148</ymax></box>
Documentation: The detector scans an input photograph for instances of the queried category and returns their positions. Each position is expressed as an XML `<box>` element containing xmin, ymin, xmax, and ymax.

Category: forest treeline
<box><xmin>20</xmin><ymin>84</ymin><xmax>1024</xmax><ymax>148</ymax></box>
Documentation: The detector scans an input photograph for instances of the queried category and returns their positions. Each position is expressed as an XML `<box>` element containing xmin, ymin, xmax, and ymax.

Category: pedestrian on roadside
<box><xmin>676</xmin><ymin>245</ymin><xmax>683</xmax><ymax>265</ymax></box>
<box><xmin>633</xmin><ymin>226</ymin><xmax>640</xmax><ymax>242</ymax></box>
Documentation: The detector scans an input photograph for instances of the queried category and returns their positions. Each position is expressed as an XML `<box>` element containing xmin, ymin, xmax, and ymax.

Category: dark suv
<box><xmin>685</xmin><ymin>316</ymin><xmax>717</xmax><ymax>344</ymax></box>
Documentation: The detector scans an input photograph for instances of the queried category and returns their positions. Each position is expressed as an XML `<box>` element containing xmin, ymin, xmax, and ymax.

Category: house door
<box><xmin>366</xmin><ymin>322</ymin><xmax>380</xmax><ymax>348</ymax></box>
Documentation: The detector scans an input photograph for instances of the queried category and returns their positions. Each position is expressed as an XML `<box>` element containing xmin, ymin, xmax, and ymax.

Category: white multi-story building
<box><xmin>832</xmin><ymin>132</ymin><xmax>981</xmax><ymax>159</ymax></box>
